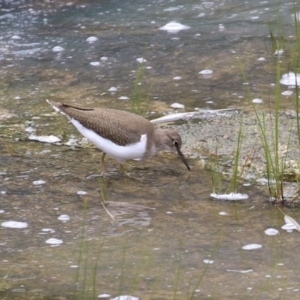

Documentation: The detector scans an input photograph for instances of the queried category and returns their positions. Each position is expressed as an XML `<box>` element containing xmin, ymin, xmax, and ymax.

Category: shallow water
<box><xmin>1</xmin><ymin>0</ymin><xmax>300</xmax><ymax>299</ymax></box>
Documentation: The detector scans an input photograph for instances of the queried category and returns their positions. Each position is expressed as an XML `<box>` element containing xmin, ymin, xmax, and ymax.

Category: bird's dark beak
<box><xmin>175</xmin><ymin>144</ymin><xmax>190</xmax><ymax>170</ymax></box>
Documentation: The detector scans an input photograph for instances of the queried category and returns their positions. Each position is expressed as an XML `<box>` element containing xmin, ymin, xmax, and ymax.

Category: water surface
<box><xmin>1</xmin><ymin>1</ymin><xmax>300</xmax><ymax>299</ymax></box>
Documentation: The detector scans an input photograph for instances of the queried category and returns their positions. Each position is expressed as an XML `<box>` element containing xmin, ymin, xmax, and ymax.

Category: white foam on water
<box><xmin>108</xmin><ymin>87</ymin><xmax>117</xmax><ymax>92</ymax></box>
<box><xmin>33</xmin><ymin>180</ymin><xmax>46</xmax><ymax>185</ymax></box>
<box><xmin>52</xmin><ymin>46</ymin><xmax>64</xmax><ymax>52</ymax></box>
<box><xmin>173</xmin><ymin>76</ymin><xmax>182</xmax><ymax>80</ymax></box>
<box><xmin>77</xmin><ymin>191</ymin><xmax>87</xmax><ymax>195</ymax></box>
<box><xmin>264</xmin><ymin>228</ymin><xmax>279</xmax><ymax>236</ymax></box>
<box><xmin>86</xmin><ymin>36</ymin><xmax>98</xmax><ymax>43</ymax></box>
<box><xmin>219</xmin><ymin>212</ymin><xmax>228</xmax><ymax>216</ymax></box>
<box><xmin>58</xmin><ymin>214</ymin><xmax>70</xmax><ymax>221</ymax></box>
<box><xmin>210</xmin><ymin>192</ymin><xmax>249</xmax><ymax>200</ymax></box>
<box><xmin>0</xmin><ymin>210</ymin><xmax>4</xmax><ymax>213</ymax></box>
<box><xmin>282</xmin><ymin>90</ymin><xmax>293</xmax><ymax>96</ymax></box>
<box><xmin>1</xmin><ymin>221</ymin><xmax>28</xmax><ymax>228</ymax></box>
<box><xmin>280</xmin><ymin>72</ymin><xmax>300</xmax><ymax>86</ymax></box>
<box><xmin>136</xmin><ymin>57</ymin><xmax>146</xmax><ymax>63</ymax></box>
<box><xmin>90</xmin><ymin>61</ymin><xmax>100</xmax><ymax>66</ymax></box>
<box><xmin>203</xmin><ymin>259</ymin><xmax>214</xmax><ymax>264</ymax></box>
<box><xmin>227</xmin><ymin>269</ymin><xmax>253</xmax><ymax>273</ymax></box>
<box><xmin>164</xmin><ymin>6</ymin><xmax>183</xmax><ymax>12</ymax></box>
<box><xmin>159</xmin><ymin>21</ymin><xmax>190</xmax><ymax>33</ymax></box>
<box><xmin>218</xmin><ymin>24</ymin><xmax>225</xmax><ymax>31</ymax></box>
<box><xmin>252</xmin><ymin>98</ymin><xmax>263</xmax><ymax>104</ymax></box>
<box><xmin>170</xmin><ymin>102</ymin><xmax>184</xmax><ymax>109</ymax></box>
<box><xmin>274</xmin><ymin>49</ymin><xmax>284</xmax><ymax>56</ymax></box>
<box><xmin>25</xmin><ymin>126</ymin><xmax>35</xmax><ymax>133</ymax></box>
<box><xmin>100</xmin><ymin>56</ymin><xmax>108</xmax><ymax>61</ymax></box>
<box><xmin>199</xmin><ymin>69</ymin><xmax>213</xmax><ymax>75</ymax></box>
<box><xmin>242</xmin><ymin>244</ymin><xmax>262</xmax><ymax>250</ymax></box>
<box><xmin>28</xmin><ymin>134</ymin><xmax>61</xmax><ymax>143</ymax></box>
<box><xmin>42</xmin><ymin>228</ymin><xmax>55</xmax><ymax>233</ymax></box>
<box><xmin>110</xmin><ymin>296</ymin><xmax>139</xmax><ymax>300</ymax></box>
<box><xmin>11</xmin><ymin>35</ymin><xmax>21</xmax><ymax>39</ymax></box>
<box><xmin>45</xmin><ymin>238</ymin><xmax>63</xmax><ymax>245</ymax></box>
<box><xmin>258</xmin><ymin>57</ymin><xmax>266</xmax><ymax>61</ymax></box>
<box><xmin>118</xmin><ymin>96</ymin><xmax>130</xmax><ymax>100</ymax></box>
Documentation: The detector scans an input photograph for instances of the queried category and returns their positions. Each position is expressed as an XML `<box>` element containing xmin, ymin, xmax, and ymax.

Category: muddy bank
<box><xmin>172</xmin><ymin>108</ymin><xmax>300</xmax><ymax>198</ymax></box>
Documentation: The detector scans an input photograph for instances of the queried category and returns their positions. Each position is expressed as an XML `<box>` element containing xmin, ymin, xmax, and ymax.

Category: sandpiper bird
<box><xmin>46</xmin><ymin>100</ymin><xmax>190</xmax><ymax>173</ymax></box>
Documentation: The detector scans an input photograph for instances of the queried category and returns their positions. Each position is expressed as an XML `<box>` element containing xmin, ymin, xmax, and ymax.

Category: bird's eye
<box><xmin>173</xmin><ymin>140</ymin><xmax>179</xmax><ymax>147</ymax></box>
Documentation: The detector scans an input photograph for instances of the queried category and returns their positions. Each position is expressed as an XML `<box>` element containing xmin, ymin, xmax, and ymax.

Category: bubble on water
<box><xmin>282</xmin><ymin>91</ymin><xmax>293</xmax><ymax>96</ymax></box>
<box><xmin>199</xmin><ymin>69</ymin><xmax>213</xmax><ymax>75</ymax></box>
<box><xmin>218</xmin><ymin>24</ymin><xmax>225</xmax><ymax>31</ymax></box>
<box><xmin>110</xmin><ymin>295</ymin><xmax>139</xmax><ymax>300</ymax></box>
<box><xmin>159</xmin><ymin>21</ymin><xmax>190</xmax><ymax>34</ymax></box>
<box><xmin>52</xmin><ymin>46</ymin><xmax>64</xmax><ymax>52</ymax></box>
<box><xmin>136</xmin><ymin>58</ymin><xmax>147</xmax><ymax>63</ymax></box>
<box><xmin>42</xmin><ymin>228</ymin><xmax>55</xmax><ymax>233</ymax></box>
<box><xmin>33</xmin><ymin>180</ymin><xmax>46</xmax><ymax>185</ymax></box>
<box><xmin>11</xmin><ymin>35</ymin><xmax>21</xmax><ymax>40</ymax></box>
<box><xmin>86</xmin><ymin>36</ymin><xmax>98</xmax><ymax>43</ymax></box>
<box><xmin>25</xmin><ymin>126</ymin><xmax>35</xmax><ymax>133</ymax></box>
<box><xmin>90</xmin><ymin>61</ymin><xmax>100</xmax><ymax>66</ymax></box>
<box><xmin>219</xmin><ymin>212</ymin><xmax>228</xmax><ymax>216</ymax></box>
<box><xmin>242</xmin><ymin>244</ymin><xmax>262</xmax><ymax>250</ymax></box>
<box><xmin>280</xmin><ymin>72</ymin><xmax>300</xmax><ymax>86</ymax></box>
<box><xmin>118</xmin><ymin>96</ymin><xmax>130</xmax><ymax>100</ymax></box>
<box><xmin>210</xmin><ymin>192</ymin><xmax>249</xmax><ymax>200</ymax></box>
<box><xmin>58</xmin><ymin>214</ymin><xmax>70</xmax><ymax>221</ymax></box>
<box><xmin>274</xmin><ymin>49</ymin><xmax>284</xmax><ymax>57</ymax></box>
<box><xmin>28</xmin><ymin>135</ymin><xmax>61</xmax><ymax>143</ymax></box>
<box><xmin>77</xmin><ymin>191</ymin><xmax>87</xmax><ymax>195</ymax></box>
<box><xmin>108</xmin><ymin>87</ymin><xmax>117</xmax><ymax>92</ymax></box>
<box><xmin>170</xmin><ymin>102</ymin><xmax>184</xmax><ymax>109</ymax></box>
<box><xmin>1</xmin><ymin>221</ymin><xmax>28</xmax><ymax>228</ymax></box>
<box><xmin>45</xmin><ymin>238</ymin><xmax>63</xmax><ymax>245</ymax></box>
<box><xmin>164</xmin><ymin>7</ymin><xmax>183</xmax><ymax>12</ymax></box>
<box><xmin>264</xmin><ymin>228</ymin><xmax>279</xmax><ymax>236</ymax></box>
<box><xmin>203</xmin><ymin>259</ymin><xmax>214</xmax><ymax>264</ymax></box>
<box><xmin>252</xmin><ymin>98</ymin><xmax>263</xmax><ymax>104</ymax></box>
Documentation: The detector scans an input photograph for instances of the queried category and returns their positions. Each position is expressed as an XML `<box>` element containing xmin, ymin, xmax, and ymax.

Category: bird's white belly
<box><xmin>71</xmin><ymin>119</ymin><xmax>147</xmax><ymax>163</ymax></box>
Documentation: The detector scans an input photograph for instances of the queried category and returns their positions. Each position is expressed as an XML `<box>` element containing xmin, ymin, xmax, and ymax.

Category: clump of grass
<box><xmin>210</xmin><ymin>142</ymin><xmax>223</xmax><ymax>194</ymax></box>
<box><xmin>238</xmin><ymin>55</ymin><xmax>289</xmax><ymax>203</ymax></box>
<box><xmin>210</xmin><ymin>117</ymin><xmax>246</xmax><ymax>197</ymax></box>
<box><xmin>130</xmin><ymin>61</ymin><xmax>150</xmax><ymax>116</ymax></box>
<box><xmin>228</xmin><ymin>116</ymin><xmax>244</xmax><ymax>193</ymax></box>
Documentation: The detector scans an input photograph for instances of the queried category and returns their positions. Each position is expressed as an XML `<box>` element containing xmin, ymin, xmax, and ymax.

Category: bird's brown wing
<box><xmin>60</xmin><ymin>104</ymin><xmax>154</xmax><ymax>146</ymax></box>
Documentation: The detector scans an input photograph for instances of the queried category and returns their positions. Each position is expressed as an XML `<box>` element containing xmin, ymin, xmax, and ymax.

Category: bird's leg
<box><xmin>119</xmin><ymin>163</ymin><xmax>125</xmax><ymax>174</ymax></box>
<box><xmin>100</xmin><ymin>152</ymin><xmax>106</xmax><ymax>175</ymax></box>
<box><xmin>86</xmin><ymin>152</ymin><xmax>107</xmax><ymax>180</ymax></box>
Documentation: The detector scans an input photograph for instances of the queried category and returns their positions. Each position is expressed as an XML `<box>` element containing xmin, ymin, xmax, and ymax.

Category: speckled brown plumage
<box><xmin>56</xmin><ymin>103</ymin><xmax>154</xmax><ymax>147</ymax></box>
